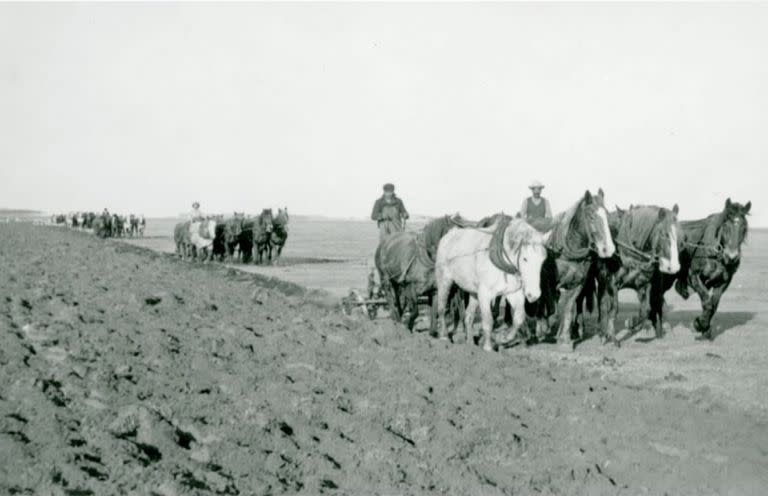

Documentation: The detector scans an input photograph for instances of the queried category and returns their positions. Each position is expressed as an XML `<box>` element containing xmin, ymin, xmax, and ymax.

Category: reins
<box><xmin>615</xmin><ymin>240</ymin><xmax>654</xmax><ymax>262</ymax></box>
<box><xmin>614</xmin><ymin>212</ymin><xmax>661</xmax><ymax>271</ymax></box>
<box><xmin>682</xmin><ymin>225</ymin><xmax>725</xmax><ymax>260</ymax></box>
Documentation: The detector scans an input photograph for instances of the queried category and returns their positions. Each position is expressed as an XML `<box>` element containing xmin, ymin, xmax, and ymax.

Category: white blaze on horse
<box><xmin>188</xmin><ymin>219</ymin><xmax>217</xmax><ymax>261</ymax></box>
<box><xmin>435</xmin><ymin>216</ymin><xmax>548</xmax><ymax>352</ymax></box>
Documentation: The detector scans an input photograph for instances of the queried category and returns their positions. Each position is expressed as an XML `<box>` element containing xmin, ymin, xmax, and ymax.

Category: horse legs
<box><xmin>477</xmin><ymin>290</ymin><xmax>495</xmax><ymax>352</ymax></box>
<box><xmin>404</xmin><ymin>285</ymin><xmax>419</xmax><ymax>332</ymax></box>
<box><xmin>385</xmin><ymin>280</ymin><xmax>402</xmax><ymax>323</ymax></box>
<box><xmin>500</xmin><ymin>290</ymin><xmax>526</xmax><ymax>344</ymax></box>
<box><xmin>429</xmin><ymin>292</ymin><xmax>438</xmax><ymax>337</ymax></box>
<box><xmin>453</xmin><ymin>288</ymin><xmax>468</xmax><ymax>336</ymax></box>
<box><xmin>435</xmin><ymin>271</ymin><xmax>452</xmax><ymax>341</ymax></box>
<box><xmin>628</xmin><ymin>287</ymin><xmax>649</xmax><ymax>330</ymax></box>
<box><xmin>599</xmin><ymin>273</ymin><xmax>619</xmax><ymax>346</ymax></box>
<box><xmin>556</xmin><ymin>287</ymin><xmax>580</xmax><ymax>350</ymax></box>
<box><xmin>691</xmin><ymin>275</ymin><xmax>728</xmax><ymax>339</ymax></box>
<box><xmin>464</xmin><ymin>295</ymin><xmax>479</xmax><ymax>345</ymax></box>
<box><xmin>274</xmin><ymin>244</ymin><xmax>284</xmax><ymax>265</ymax></box>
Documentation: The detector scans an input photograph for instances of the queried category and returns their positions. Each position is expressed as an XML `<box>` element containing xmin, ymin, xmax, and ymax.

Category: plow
<box><xmin>340</xmin><ymin>270</ymin><xmax>388</xmax><ymax>319</ymax></box>
<box><xmin>340</xmin><ymin>269</ymin><xmax>431</xmax><ymax>320</ymax></box>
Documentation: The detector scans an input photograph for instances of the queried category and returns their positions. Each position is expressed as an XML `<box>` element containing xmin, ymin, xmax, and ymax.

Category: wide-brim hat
<box><xmin>383</xmin><ymin>183</ymin><xmax>395</xmax><ymax>192</ymax></box>
<box><xmin>529</xmin><ymin>180</ymin><xmax>544</xmax><ymax>190</ymax></box>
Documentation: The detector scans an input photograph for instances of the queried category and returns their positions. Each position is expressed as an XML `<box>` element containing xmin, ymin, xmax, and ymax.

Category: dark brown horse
<box><xmin>269</xmin><ymin>208</ymin><xmax>289</xmax><ymax>265</ymax></box>
<box><xmin>529</xmin><ymin>189</ymin><xmax>616</xmax><ymax>349</ymax></box>
<box><xmin>224</xmin><ymin>213</ymin><xmax>245</xmax><ymax>262</ymax></box>
<box><xmin>584</xmin><ymin>204</ymin><xmax>681</xmax><ymax>343</ymax></box>
<box><xmin>375</xmin><ymin>215</ymin><xmax>469</xmax><ymax>331</ymax></box>
<box><xmin>655</xmin><ymin>199</ymin><xmax>751</xmax><ymax>339</ymax></box>
<box><xmin>255</xmin><ymin>209</ymin><xmax>275</xmax><ymax>264</ymax></box>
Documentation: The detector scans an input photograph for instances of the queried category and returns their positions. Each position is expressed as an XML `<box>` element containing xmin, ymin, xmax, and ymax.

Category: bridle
<box><xmin>684</xmin><ymin>216</ymin><xmax>742</xmax><ymax>262</ymax></box>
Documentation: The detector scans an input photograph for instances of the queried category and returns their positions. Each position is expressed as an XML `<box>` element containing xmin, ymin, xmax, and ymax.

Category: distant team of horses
<box><xmin>53</xmin><ymin>212</ymin><xmax>146</xmax><ymax>238</ymax></box>
<box><xmin>375</xmin><ymin>190</ymin><xmax>751</xmax><ymax>351</ymax></box>
<box><xmin>174</xmin><ymin>208</ymin><xmax>290</xmax><ymax>265</ymax></box>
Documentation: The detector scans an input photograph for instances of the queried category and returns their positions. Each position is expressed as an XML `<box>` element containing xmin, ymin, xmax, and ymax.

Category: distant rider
<box><xmin>371</xmin><ymin>183</ymin><xmax>409</xmax><ymax>241</ymax></box>
<box><xmin>189</xmin><ymin>202</ymin><xmax>205</xmax><ymax>221</ymax></box>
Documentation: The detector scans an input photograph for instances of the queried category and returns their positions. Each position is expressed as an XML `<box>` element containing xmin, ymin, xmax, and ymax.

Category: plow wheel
<box><xmin>340</xmin><ymin>289</ymin><xmax>381</xmax><ymax>320</ymax></box>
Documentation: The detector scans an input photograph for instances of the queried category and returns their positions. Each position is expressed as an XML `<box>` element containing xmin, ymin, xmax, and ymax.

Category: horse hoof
<box><xmin>693</xmin><ymin>317</ymin><xmax>709</xmax><ymax>335</ymax></box>
<box><xmin>438</xmin><ymin>336</ymin><xmax>449</xmax><ymax>342</ymax></box>
<box><xmin>483</xmin><ymin>344</ymin><xmax>494</xmax><ymax>352</ymax></box>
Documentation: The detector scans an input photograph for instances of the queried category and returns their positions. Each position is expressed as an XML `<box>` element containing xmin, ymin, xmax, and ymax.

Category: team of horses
<box><xmin>174</xmin><ymin>208</ymin><xmax>290</xmax><ymax>265</ymax></box>
<box><xmin>53</xmin><ymin>211</ymin><xmax>145</xmax><ymax>238</ymax></box>
<box><xmin>375</xmin><ymin>190</ymin><xmax>751</xmax><ymax>351</ymax></box>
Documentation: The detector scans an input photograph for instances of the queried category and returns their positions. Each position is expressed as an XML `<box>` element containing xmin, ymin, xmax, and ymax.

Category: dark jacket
<box><xmin>371</xmin><ymin>195</ymin><xmax>409</xmax><ymax>222</ymax></box>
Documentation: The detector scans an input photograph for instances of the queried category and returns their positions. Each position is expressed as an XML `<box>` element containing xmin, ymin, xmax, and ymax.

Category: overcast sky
<box><xmin>1</xmin><ymin>3</ymin><xmax>765</xmax><ymax>223</ymax></box>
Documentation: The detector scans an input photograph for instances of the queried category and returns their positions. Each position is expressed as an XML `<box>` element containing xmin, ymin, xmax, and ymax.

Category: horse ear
<box><xmin>616</xmin><ymin>205</ymin><xmax>624</xmax><ymax>214</ymax></box>
<box><xmin>598</xmin><ymin>187</ymin><xmax>605</xmax><ymax>198</ymax></box>
<box><xmin>583</xmin><ymin>190</ymin><xmax>593</xmax><ymax>204</ymax></box>
<box><xmin>658</xmin><ymin>208</ymin><xmax>666</xmax><ymax>220</ymax></box>
<box><xmin>725</xmin><ymin>198</ymin><xmax>732</xmax><ymax>209</ymax></box>
<box><xmin>744</xmin><ymin>201</ymin><xmax>751</xmax><ymax>214</ymax></box>
<box><xmin>672</xmin><ymin>204</ymin><xmax>679</xmax><ymax>215</ymax></box>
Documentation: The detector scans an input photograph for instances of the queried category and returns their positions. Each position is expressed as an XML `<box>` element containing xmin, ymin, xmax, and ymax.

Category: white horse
<box><xmin>189</xmin><ymin>219</ymin><xmax>217</xmax><ymax>262</ymax></box>
<box><xmin>435</xmin><ymin>217</ymin><xmax>547</xmax><ymax>352</ymax></box>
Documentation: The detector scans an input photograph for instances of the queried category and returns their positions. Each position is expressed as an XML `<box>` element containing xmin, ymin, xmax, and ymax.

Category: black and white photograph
<box><xmin>0</xmin><ymin>2</ymin><xmax>766</xmax><ymax>494</ymax></box>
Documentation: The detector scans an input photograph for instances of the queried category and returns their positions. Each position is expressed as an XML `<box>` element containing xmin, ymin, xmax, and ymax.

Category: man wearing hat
<box><xmin>189</xmin><ymin>201</ymin><xmax>205</xmax><ymax>221</ymax></box>
<box><xmin>520</xmin><ymin>180</ymin><xmax>552</xmax><ymax>223</ymax></box>
<box><xmin>371</xmin><ymin>183</ymin><xmax>409</xmax><ymax>241</ymax></box>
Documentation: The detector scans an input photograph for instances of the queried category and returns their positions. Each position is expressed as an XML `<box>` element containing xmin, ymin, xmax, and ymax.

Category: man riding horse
<box><xmin>371</xmin><ymin>183</ymin><xmax>409</xmax><ymax>241</ymax></box>
<box><xmin>189</xmin><ymin>201</ymin><xmax>205</xmax><ymax>221</ymax></box>
<box><xmin>520</xmin><ymin>180</ymin><xmax>552</xmax><ymax>228</ymax></box>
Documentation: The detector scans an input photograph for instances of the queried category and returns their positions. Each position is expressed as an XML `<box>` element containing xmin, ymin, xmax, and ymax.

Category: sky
<box><xmin>1</xmin><ymin>3</ymin><xmax>766</xmax><ymax>223</ymax></box>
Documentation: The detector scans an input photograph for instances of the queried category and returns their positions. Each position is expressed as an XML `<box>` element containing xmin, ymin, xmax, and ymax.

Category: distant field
<box><xmin>127</xmin><ymin>216</ymin><xmax>428</xmax><ymax>296</ymax></box>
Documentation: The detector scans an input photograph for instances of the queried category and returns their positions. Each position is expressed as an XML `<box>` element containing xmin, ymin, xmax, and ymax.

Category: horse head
<box><xmin>719</xmin><ymin>198</ymin><xmax>751</xmax><ymax>263</ymax></box>
<box><xmin>226</xmin><ymin>216</ymin><xmax>244</xmax><ymax>238</ymax></box>
<box><xmin>652</xmin><ymin>204</ymin><xmax>681</xmax><ymax>274</ymax></box>
<box><xmin>274</xmin><ymin>208</ymin><xmax>289</xmax><ymax>229</ymax></box>
<box><xmin>609</xmin><ymin>205</ymin><xmax>627</xmax><ymax>238</ymax></box>
<box><xmin>507</xmin><ymin>219</ymin><xmax>547</xmax><ymax>303</ymax></box>
<box><xmin>575</xmin><ymin>189</ymin><xmax>615</xmax><ymax>258</ymax></box>
<box><xmin>260</xmin><ymin>209</ymin><xmax>274</xmax><ymax>233</ymax></box>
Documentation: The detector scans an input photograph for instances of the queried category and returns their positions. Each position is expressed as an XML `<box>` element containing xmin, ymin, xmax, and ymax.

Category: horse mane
<box><xmin>546</xmin><ymin>199</ymin><xmax>583</xmax><ymax>253</ymax></box>
<box><xmin>506</xmin><ymin>218</ymin><xmax>542</xmax><ymax>253</ymax></box>
<box><xmin>684</xmin><ymin>201</ymin><xmax>752</xmax><ymax>246</ymax></box>
<box><xmin>421</xmin><ymin>215</ymin><xmax>462</xmax><ymax>262</ymax></box>
<box><xmin>618</xmin><ymin>205</ymin><xmax>665</xmax><ymax>250</ymax></box>
<box><xmin>681</xmin><ymin>214</ymin><xmax>717</xmax><ymax>244</ymax></box>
